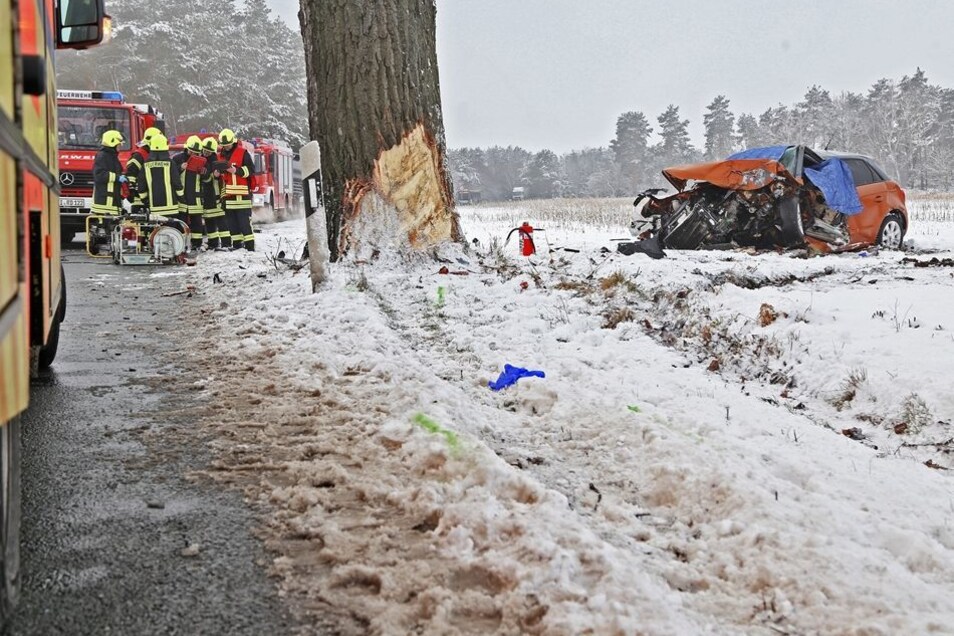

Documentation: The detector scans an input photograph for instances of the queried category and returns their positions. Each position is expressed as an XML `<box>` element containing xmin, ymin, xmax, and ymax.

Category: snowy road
<box><xmin>172</xmin><ymin>212</ymin><xmax>954</xmax><ymax>635</ymax></box>
<box><xmin>9</xmin><ymin>252</ymin><xmax>295</xmax><ymax>635</ymax></box>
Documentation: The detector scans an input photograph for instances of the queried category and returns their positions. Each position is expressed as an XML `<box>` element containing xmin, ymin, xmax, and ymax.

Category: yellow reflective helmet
<box><xmin>201</xmin><ymin>137</ymin><xmax>218</xmax><ymax>153</ymax></box>
<box><xmin>101</xmin><ymin>130</ymin><xmax>124</xmax><ymax>148</ymax></box>
<box><xmin>185</xmin><ymin>135</ymin><xmax>202</xmax><ymax>153</ymax></box>
<box><xmin>218</xmin><ymin>128</ymin><xmax>236</xmax><ymax>145</ymax></box>
<box><xmin>148</xmin><ymin>133</ymin><xmax>169</xmax><ymax>152</ymax></box>
<box><xmin>139</xmin><ymin>126</ymin><xmax>161</xmax><ymax>147</ymax></box>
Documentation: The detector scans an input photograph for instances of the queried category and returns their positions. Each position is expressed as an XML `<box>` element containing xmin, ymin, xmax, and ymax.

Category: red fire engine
<box><xmin>56</xmin><ymin>89</ymin><xmax>163</xmax><ymax>242</ymax></box>
<box><xmin>249</xmin><ymin>138</ymin><xmax>296</xmax><ymax>219</ymax></box>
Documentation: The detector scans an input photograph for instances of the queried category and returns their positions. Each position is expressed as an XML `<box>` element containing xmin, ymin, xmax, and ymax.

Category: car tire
<box><xmin>778</xmin><ymin>196</ymin><xmax>805</xmax><ymax>247</ymax></box>
<box><xmin>0</xmin><ymin>415</ymin><xmax>22</xmax><ymax>623</ymax></box>
<box><xmin>877</xmin><ymin>213</ymin><xmax>905</xmax><ymax>249</ymax></box>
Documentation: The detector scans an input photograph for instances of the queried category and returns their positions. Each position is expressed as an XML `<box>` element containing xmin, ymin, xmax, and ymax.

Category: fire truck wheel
<box><xmin>37</xmin><ymin>317</ymin><xmax>60</xmax><ymax>369</ymax></box>
<box><xmin>0</xmin><ymin>415</ymin><xmax>22</xmax><ymax>622</ymax></box>
<box><xmin>268</xmin><ymin>194</ymin><xmax>280</xmax><ymax>221</ymax></box>
<box><xmin>37</xmin><ymin>267</ymin><xmax>65</xmax><ymax>369</ymax></box>
<box><xmin>59</xmin><ymin>265</ymin><xmax>67</xmax><ymax>322</ymax></box>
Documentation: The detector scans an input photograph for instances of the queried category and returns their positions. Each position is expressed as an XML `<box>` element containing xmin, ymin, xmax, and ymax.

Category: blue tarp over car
<box><xmin>803</xmin><ymin>160</ymin><xmax>863</xmax><ymax>215</ymax></box>
<box><xmin>728</xmin><ymin>146</ymin><xmax>790</xmax><ymax>161</ymax></box>
<box><xmin>729</xmin><ymin>146</ymin><xmax>863</xmax><ymax>215</ymax></box>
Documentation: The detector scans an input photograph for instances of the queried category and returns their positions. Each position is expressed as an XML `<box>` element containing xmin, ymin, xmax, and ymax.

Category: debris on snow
<box><xmin>167</xmin><ymin>213</ymin><xmax>954</xmax><ymax>636</ymax></box>
<box><xmin>181</xmin><ymin>543</ymin><xmax>201</xmax><ymax>557</ymax></box>
<box><xmin>488</xmin><ymin>364</ymin><xmax>546</xmax><ymax>391</ymax></box>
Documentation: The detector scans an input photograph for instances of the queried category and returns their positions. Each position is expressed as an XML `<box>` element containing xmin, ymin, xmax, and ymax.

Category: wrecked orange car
<box><xmin>623</xmin><ymin>145</ymin><xmax>908</xmax><ymax>257</ymax></box>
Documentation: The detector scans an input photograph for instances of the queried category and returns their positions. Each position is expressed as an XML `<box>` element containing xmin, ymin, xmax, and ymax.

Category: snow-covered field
<box><xmin>172</xmin><ymin>196</ymin><xmax>954</xmax><ymax>635</ymax></box>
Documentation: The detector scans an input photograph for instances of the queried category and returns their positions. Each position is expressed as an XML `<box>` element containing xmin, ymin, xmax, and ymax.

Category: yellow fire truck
<box><xmin>0</xmin><ymin>0</ymin><xmax>108</xmax><ymax>620</ymax></box>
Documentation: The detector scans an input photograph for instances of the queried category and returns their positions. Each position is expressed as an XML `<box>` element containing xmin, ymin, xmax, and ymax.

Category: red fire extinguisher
<box><xmin>506</xmin><ymin>221</ymin><xmax>540</xmax><ymax>257</ymax></box>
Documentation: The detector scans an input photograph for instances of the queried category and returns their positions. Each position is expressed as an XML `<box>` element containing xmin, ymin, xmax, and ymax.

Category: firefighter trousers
<box><xmin>224</xmin><ymin>197</ymin><xmax>254</xmax><ymax>251</ymax></box>
<box><xmin>187</xmin><ymin>213</ymin><xmax>205</xmax><ymax>249</ymax></box>
<box><xmin>204</xmin><ymin>212</ymin><xmax>228</xmax><ymax>249</ymax></box>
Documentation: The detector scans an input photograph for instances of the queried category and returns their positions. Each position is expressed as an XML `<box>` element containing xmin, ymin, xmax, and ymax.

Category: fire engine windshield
<box><xmin>57</xmin><ymin>106</ymin><xmax>132</xmax><ymax>150</ymax></box>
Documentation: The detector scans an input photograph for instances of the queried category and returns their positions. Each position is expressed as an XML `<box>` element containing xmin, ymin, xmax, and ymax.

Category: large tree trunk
<box><xmin>299</xmin><ymin>0</ymin><xmax>462</xmax><ymax>261</ymax></box>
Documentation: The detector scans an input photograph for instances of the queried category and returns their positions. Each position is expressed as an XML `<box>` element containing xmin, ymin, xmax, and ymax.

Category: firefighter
<box><xmin>124</xmin><ymin>126</ymin><xmax>160</xmax><ymax>211</ymax></box>
<box><xmin>217</xmin><ymin>128</ymin><xmax>256</xmax><ymax>251</ymax></box>
<box><xmin>138</xmin><ymin>133</ymin><xmax>183</xmax><ymax>219</ymax></box>
<box><xmin>200</xmin><ymin>137</ymin><xmax>229</xmax><ymax>250</ymax></box>
<box><xmin>91</xmin><ymin>130</ymin><xmax>125</xmax><ymax>216</ymax></box>
<box><xmin>174</xmin><ymin>135</ymin><xmax>206</xmax><ymax>250</ymax></box>
<box><xmin>89</xmin><ymin>129</ymin><xmax>125</xmax><ymax>253</ymax></box>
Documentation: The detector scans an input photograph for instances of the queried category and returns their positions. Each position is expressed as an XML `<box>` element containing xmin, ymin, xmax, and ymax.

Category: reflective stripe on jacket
<box><xmin>140</xmin><ymin>150</ymin><xmax>183</xmax><ymax>215</ymax></box>
<box><xmin>218</xmin><ymin>145</ymin><xmax>253</xmax><ymax>197</ymax></box>
<box><xmin>174</xmin><ymin>152</ymin><xmax>206</xmax><ymax>215</ymax></box>
<box><xmin>92</xmin><ymin>147</ymin><xmax>123</xmax><ymax>214</ymax></box>
<box><xmin>202</xmin><ymin>158</ymin><xmax>224</xmax><ymax>217</ymax></box>
<box><xmin>124</xmin><ymin>147</ymin><xmax>149</xmax><ymax>197</ymax></box>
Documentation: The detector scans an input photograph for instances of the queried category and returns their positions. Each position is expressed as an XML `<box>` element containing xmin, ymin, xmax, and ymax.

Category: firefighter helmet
<box><xmin>138</xmin><ymin>126</ymin><xmax>161</xmax><ymax>147</ymax></box>
<box><xmin>201</xmin><ymin>137</ymin><xmax>218</xmax><ymax>153</ymax></box>
<box><xmin>101</xmin><ymin>130</ymin><xmax>124</xmax><ymax>148</ymax></box>
<box><xmin>149</xmin><ymin>133</ymin><xmax>169</xmax><ymax>152</ymax></box>
<box><xmin>185</xmin><ymin>135</ymin><xmax>202</xmax><ymax>153</ymax></box>
<box><xmin>218</xmin><ymin>128</ymin><xmax>236</xmax><ymax>145</ymax></box>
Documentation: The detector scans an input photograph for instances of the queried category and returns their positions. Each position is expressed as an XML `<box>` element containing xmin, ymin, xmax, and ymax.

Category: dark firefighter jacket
<box><xmin>201</xmin><ymin>152</ymin><xmax>223</xmax><ymax>215</ymax></box>
<box><xmin>92</xmin><ymin>146</ymin><xmax>124</xmax><ymax>215</ymax></box>
<box><xmin>124</xmin><ymin>146</ymin><xmax>149</xmax><ymax>202</ymax></box>
<box><xmin>173</xmin><ymin>151</ymin><xmax>206</xmax><ymax>215</ymax></box>
<box><xmin>139</xmin><ymin>150</ymin><xmax>183</xmax><ymax>215</ymax></box>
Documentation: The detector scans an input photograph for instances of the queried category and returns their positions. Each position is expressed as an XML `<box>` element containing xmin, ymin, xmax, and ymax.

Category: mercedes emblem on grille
<box><xmin>60</xmin><ymin>172</ymin><xmax>75</xmax><ymax>186</ymax></box>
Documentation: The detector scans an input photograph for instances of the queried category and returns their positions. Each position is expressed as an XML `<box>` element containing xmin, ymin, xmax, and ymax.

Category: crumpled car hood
<box><xmin>662</xmin><ymin>158</ymin><xmax>795</xmax><ymax>192</ymax></box>
<box><xmin>662</xmin><ymin>154</ymin><xmax>862</xmax><ymax>215</ymax></box>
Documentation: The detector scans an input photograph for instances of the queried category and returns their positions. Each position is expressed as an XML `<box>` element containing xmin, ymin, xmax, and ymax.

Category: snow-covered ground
<box><xmin>172</xmin><ymin>197</ymin><xmax>954</xmax><ymax>635</ymax></box>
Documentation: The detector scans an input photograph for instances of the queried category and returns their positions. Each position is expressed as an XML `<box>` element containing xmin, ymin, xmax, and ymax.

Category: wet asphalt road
<box><xmin>6</xmin><ymin>245</ymin><xmax>294</xmax><ymax>635</ymax></box>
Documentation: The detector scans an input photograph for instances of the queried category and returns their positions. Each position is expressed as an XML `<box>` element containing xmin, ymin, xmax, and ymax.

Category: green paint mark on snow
<box><xmin>627</xmin><ymin>405</ymin><xmax>641</xmax><ymax>413</ymax></box>
<box><xmin>413</xmin><ymin>413</ymin><xmax>460</xmax><ymax>451</ymax></box>
<box><xmin>436</xmin><ymin>286</ymin><xmax>446</xmax><ymax>307</ymax></box>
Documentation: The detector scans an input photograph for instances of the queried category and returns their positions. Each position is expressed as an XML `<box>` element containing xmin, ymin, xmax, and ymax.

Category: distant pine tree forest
<box><xmin>448</xmin><ymin>69</ymin><xmax>954</xmax><ymax>201</ymax></box>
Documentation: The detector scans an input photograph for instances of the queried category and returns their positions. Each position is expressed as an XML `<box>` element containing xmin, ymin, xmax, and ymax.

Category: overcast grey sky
<box><xmin>269</xmin><ymin>0</ymin><xmax>954</xmax><ymax>153</ymax></box>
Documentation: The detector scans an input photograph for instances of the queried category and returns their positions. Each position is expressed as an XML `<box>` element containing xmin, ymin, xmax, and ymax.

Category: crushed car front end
<box><xmin>626</xmin><ymin>145</ymin><xmax>872</xmax><ymax>256</ymax></box>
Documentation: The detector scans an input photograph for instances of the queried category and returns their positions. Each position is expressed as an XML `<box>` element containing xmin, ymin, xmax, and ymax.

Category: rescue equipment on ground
<box><xmin>84</xmin><ymin>213</ymin><xmax>191</xmax><ymax>264</ymax></box>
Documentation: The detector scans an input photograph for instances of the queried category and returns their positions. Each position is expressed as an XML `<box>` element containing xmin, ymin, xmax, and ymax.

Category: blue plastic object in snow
<box><xmin>488</xmin><ymin>364</ymin><xmax>545</xmax><ymax>391</ymax></box>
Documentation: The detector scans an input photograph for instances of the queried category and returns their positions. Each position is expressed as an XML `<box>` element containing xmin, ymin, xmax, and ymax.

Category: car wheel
<box><xmin>778</xmin><ymin>196</ymin><xmax>805</xmax><ymax>247</ymax></box>
<box><xmin>877</xmin><ymin>213</ymin><xmax>905</xmax><ymax>249</ymax></box>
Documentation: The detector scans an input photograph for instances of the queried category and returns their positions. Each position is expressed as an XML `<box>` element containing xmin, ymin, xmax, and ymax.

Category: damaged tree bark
<box><xmin>298</xmin><ymin>0</ymin><xmax>463</xmax><ymax>261</ymax></box>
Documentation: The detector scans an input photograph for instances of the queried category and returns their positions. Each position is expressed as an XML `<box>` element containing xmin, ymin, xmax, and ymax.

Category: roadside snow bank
<box><xmin>174</xmin><ymin>218</ymin><xmax>954</xmax><ymax>635</ymax></box>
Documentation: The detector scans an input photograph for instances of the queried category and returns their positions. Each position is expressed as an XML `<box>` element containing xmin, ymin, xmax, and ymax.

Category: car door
<box><xmin>843</xmin><ymin>158</ymin><xmax>887</xmax><ymax>244</ymax></box>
